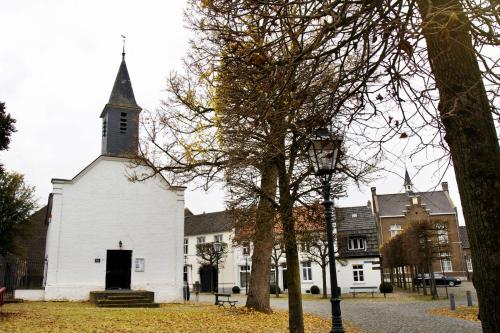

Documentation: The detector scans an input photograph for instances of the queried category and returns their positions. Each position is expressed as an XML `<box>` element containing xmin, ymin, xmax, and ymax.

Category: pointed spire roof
<box><xmin>404</xmin><ymin>169</ymin><xmax>412</xmax><ymax>186</ymax></box>
<box><xmin>107</xmin><ymin>54</ymin><xmax>140</xmax><ymax>108</ymax></box>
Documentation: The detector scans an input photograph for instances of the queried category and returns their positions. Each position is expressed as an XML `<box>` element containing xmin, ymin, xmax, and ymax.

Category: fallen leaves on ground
<box><xmin>430</xmin><ymin>306</ymin><xmax>480</xmax><ymax>322</ymax></box>
<box><xmin>0</xmin><ymin>302</ymin><xmax>361</xmax><ymax>332</ymax></box>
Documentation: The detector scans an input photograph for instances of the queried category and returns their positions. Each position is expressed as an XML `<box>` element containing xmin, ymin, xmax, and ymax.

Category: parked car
<box><xmin>414</xmin><ymin>273</ymin><xmax>462</xmax><ymax>287</ymax></box>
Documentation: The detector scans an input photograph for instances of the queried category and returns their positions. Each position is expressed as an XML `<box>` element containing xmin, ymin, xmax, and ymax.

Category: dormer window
<box><xmin>348</xmin><ymin>237</ymin><xmax>366</xmax><ymax>250</ymax></box>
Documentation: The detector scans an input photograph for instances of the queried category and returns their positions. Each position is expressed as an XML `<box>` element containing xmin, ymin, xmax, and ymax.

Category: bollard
<box><xmin>449</xmin><ymin>293</ymin><xmax>456</xmax><ymax>311</ymax></box>
<box><xmin>466</xmin><ymin>291</ymin><xmax>473</xmax><ymax>307</ymax></box>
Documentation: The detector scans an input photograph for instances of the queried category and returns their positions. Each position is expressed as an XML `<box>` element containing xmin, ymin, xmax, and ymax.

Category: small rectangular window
<box><xmin>214</xmin><ymin>234</ymin><xmax>223</xmax><ymax>242</ymax></box>
<box><xmin>197</xmin><ymin>236</ymin><xmax>205</xmax><ymax>244</ymax></box>
<box><xmin>353</xmin><ymin>264</ymin><xmax>364</xmax><ymax>282</ymax></box>
<box><xmin>348</xmin><ymin>238</ymin><xmax>366</xmax><ymax>251</ymax></box>
<box><xmin>302</xmin><ymin>262</ymin><xmax>312</xmax><ymax>281</ymax></box>
<box><xmin>184</xmin><ymin>239</ymin><xmax>189</xmax><ymax>255</ymax></box>
<box><xmin>242</xmin><ymin>242</ymin><xmax>250</xmax><ymax>255</ymax></box>
<box><xmin>121</xmin><ymin>112</ymin><xmax>127</xmax><ymax>117</ymax></box>
<box><xmin>390</xmin><ymin>224</ymin><xmax>402</xmax><ymax>237</ymax></box>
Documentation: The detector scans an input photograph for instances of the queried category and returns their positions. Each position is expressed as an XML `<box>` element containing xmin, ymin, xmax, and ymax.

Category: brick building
<box><xmin>371</xmin><ymin>170</ymin><xmax>466</xmax><ymax>278</ymax></box>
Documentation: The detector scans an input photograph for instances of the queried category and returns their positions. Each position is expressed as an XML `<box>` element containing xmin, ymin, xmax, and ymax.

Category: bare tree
<box><xmin>196</xmin><ymin>242</ymin><xmax>228</xmax><ymax>293</ymax></box>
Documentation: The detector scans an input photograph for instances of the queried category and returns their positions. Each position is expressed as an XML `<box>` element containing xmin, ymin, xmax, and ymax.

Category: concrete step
<box><xmin>98</xmin><ymin>299</ymin><xmax>153</xmax><ymax>305</ymax></box>
<box><xmin>106</xmin><ymin>295</ymin><xmax>147</xmax><ymax>300</ymax></box>
<box><xmin>97</xmin><ymin>302</ymin><xmax>160</xmax><ymax>308</ymax></box>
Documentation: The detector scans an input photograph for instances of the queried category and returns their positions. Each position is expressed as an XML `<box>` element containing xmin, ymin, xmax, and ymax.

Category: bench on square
<box><xmin>214</xmin><ymin>293</ymin><xmax>238</xmax><ymax>308</ymax></box>
<box><xmin>350</xmin><ymin>286</ymin><xmax>378</xmax><ymax>297</ymax></box>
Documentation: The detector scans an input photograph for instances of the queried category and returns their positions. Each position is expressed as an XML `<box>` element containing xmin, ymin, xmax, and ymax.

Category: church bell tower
<box><xmin>100</xmin><ymin>51</ymin><xmax>141</xmax><ymax>156</ymax></box>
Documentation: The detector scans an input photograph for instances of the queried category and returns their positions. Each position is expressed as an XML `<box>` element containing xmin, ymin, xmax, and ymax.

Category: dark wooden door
<box><xmin>199</xmin><ymin>265</ymin><xmax>217</xmax><ymax>292</ymax></box>
<box><xmin>105</xmin><ymin>250</ymin><xmax>132</xmax><ymax>290</ymax></box>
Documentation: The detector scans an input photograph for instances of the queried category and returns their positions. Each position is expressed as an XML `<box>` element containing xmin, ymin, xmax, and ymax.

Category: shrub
<box><xmin>232</xmin><ymin>286</ymin><xmax>241</xmax><ymax>294</ymax></box>
<box><xmin>270</xmin><ymin>284</ymin><xmax>281</xmax><ymax>294</ymax></box>
<box><xmin>310</xmin><ymin>285</ymin><xmax>320</xmax><ymax>295</ymax></box>
<box><xmin>379</xmin><ymin>282</ymin><xmax>393</xmax><ymax>293</ymax></box>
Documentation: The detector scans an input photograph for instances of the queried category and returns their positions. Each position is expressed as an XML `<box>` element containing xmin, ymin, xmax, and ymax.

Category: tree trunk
<box><xmin>395</xmin><ymin>267</ymin><xmax>400</xmax><ymax>288</ymax></box>
<box><xmin>321</xmin><ymin>264</ymin><xmax>327</xmax><ymax>299</ymax></box>
<box><xmin>277</xmin><ymin>148</ymin><xmax>304</xmax><ymax>333</ymax></box>
<box><xmin>246</xmin><ymin>162</ymin><xmax>278</xmax><ymax>312</ymax></box>
<box><xmin>410</xmin><ymin>265</ymin><xmax>416</xmax><ymax>293</ymax></box>
<box><xmin>415</xmin><ymin>1</ymin><xmax>500</xmax><ymax>331</ymax></box>
<box><xmin>428</xmin><ymin>260</ymin><xmax>438</xmax><ymax>300</ymax></box>
<box><xmin>275</xmin><ymin>264</ymin><xmax>280</xmax><ymax>298</ymax></box>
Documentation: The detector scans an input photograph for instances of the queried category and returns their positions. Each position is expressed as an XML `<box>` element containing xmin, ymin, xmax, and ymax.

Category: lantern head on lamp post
<box><xmin>308</xmin><ymin>127</ymin><xmax>343</xmax><ymax>182</ymax></box>
<box><xmin>308</xmin><ymin>126</ymin><xmax>345</xmax><ymax>333</ymax></box>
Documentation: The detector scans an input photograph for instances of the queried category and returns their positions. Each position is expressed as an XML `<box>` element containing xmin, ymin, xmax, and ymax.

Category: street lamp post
<box><xmin>308</xmin><ymin>127</ymin><xmax>344</xmax><ymax>333</ymax></box>
<box><xmin>213</xmin><ymin>241</ymin><xmax>222</xmax><ymax>293</ymax></box>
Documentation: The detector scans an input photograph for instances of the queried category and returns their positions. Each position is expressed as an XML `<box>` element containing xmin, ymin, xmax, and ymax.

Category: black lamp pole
<box><xmin>308</xmin><ymin>127</ymin><xmax>345</xmax><ymax>333</ymax></box>
<box><xmin>322</xmin><ymin>178</ymin><xmax>345</xmax><ymax>333</ymax></box>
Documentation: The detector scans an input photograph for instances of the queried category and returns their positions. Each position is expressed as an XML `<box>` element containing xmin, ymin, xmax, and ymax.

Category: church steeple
<box><xmin>403</xmin><ymin>169</ymin><xmax>413</xmax><ymax>194</ymax></box>
<box><xmin>100</xmin><ymin>52</ymin><xmax>142</xmax><ymax>156</ymax></box>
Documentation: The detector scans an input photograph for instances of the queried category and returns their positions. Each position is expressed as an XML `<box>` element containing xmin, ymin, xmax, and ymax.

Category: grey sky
<box><xmin>0</xmin><ymin>1</ymin><xmax>464</xmax><ymax>222</ymax></box>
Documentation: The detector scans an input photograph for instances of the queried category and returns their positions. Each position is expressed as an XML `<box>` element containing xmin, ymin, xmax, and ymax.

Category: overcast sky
<box><xmin>0</xmin><ymin>1</ymin><xmax>465</xmax><ymax>223</ymax></box>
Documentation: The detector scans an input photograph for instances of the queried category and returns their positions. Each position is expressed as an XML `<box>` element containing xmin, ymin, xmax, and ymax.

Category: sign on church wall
<box><xmin>135</xmin><ymin>258</ymin><xmax>145</xmax><ymax>272</ymax></box>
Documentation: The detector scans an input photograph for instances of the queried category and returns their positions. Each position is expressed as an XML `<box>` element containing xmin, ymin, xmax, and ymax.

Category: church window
<box><xmin>120</xmin><ymin>112</ymin><xmax>128</xmax><ymax>134</ymax></box>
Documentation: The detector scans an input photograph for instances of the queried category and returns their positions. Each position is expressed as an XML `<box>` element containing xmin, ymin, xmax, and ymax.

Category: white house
<box><xmin>17</xmin><ymin>53</ymin><xmax>185</xmax><ymax>302</ymax></box>
<box><xmin>183</xmin><ymin>205</ymin><xmax>381</xmax><ymax>295</ymax></box>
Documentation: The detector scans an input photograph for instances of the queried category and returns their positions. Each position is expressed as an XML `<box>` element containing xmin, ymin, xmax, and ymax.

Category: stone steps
<box><xmin>90</xmin><ymin>290</ymin><xmax>159</xmax><ymax>308</ymax></box>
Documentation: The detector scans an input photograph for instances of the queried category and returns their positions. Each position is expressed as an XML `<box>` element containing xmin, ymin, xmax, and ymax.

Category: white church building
<box><xmin>20</xmin><ymin>52</ymin><xmax>185</xmax><ymax>302</ymax></box>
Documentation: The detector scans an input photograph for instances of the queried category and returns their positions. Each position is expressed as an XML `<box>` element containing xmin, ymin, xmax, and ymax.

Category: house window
<box><xmin>353</xmin><ymin>264</ymin><xmax>364</xmax><ymax>282</ymax></box>
<box><xmin>351</xmin><ymin>213</ymin><xmax>358</xmax><ymax>218</ymax></box>
<box><xmin>240</xmin><ymin>265</ymin><xmax>251</xmax><ymax>288</ymax></box>
<box><xmin>302</xmin><ymin>262</ymin><xmax>312</xmax><ymax>281</ymax></box>
<box><xmin>197</xmin><ymin>236</ymin><xmax>205</xmax><ymax>244</ymax></box>
<box><xmin>348</xmin><ymin>237</ymin><xmax>366</xmax><ymax>250</ymax></box>
<box><xmin>440</xmin><ymin>253</ymin><xmax>453</xmax><ymax>272</ymax></box>
<box><xmin>214</xmin><ymin>234</ymin><xmax>223</xmax><ymax>243</ymax></box>
<box><xmin>466</xmin><ymin>256</ymin><xmax>473</xmax><ymax>272</ymax></box>
<box><xmin>184</xmin><ymin>239</ymin><xmax>189</xmax><ymax>255</ymax></box>
<box><xmin>270</xmin><ymin>265</ymin><xmax>276</xmax><ymax>284</ymax></box>
<box><xmin>390</xmin><ymin>224</ymin><xmax>402</xmax><ymax>237</ymax></box>
<box><xmin>436</xmin><ymin>223</ymin><xmax>448</xmax><ymax>243</ymax></box>
<box><xmin>183</xmin><ymin>265</ymin><xmax>188</xmax><ymax>282</ymax></box>
<box><xmin>300</xmin><ymin>242</ymin><xmax>310</xmax><ymax>252</ymax></box>
<box><xmin>242</xmin><ymin>242</ymin><xmax>250</xmax><ymax>256</ymax></box>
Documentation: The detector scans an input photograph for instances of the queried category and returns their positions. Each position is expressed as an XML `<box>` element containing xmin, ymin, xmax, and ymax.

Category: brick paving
<box><xmin>197</xmin><ymin>282</ymin><xmax>482</xmax><ymax>332</ymax></box>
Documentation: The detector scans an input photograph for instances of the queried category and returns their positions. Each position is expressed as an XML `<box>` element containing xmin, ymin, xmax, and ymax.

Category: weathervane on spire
<box><xmin>121</xmin><ymin>35</ymin><xmax>126</xmax><ymax>59</ymax></box>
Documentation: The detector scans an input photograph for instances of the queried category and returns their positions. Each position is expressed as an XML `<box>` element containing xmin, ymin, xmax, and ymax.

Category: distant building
<box><xmin>371</xmin><ymin>170</ymin><xmax>466</xmax><ymax>278</ymax></box>
<box><xmin>183</xmin><ymin>206</ymin><xmax>381</xmax><ymax>295</ymax></box>
<box><xmin>459</xmin><ymin>226</ymin><xmax>473</xmax><ymax>280</ymax></box>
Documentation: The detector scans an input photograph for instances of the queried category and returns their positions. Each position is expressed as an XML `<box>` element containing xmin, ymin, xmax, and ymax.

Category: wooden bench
<box><xmin>0</xmin><ymin>287</ymin><xmax>6</xmax><ymax>308</ymax></box>
<box><xmin>214</xmin><ymin>293</ymin><xmax>238</xmax><ymax>308</ymax></box>
<box><xmin>350</xmin><ymin>286</ymin><xmax>378</xmax><ymax>297</ymax></box>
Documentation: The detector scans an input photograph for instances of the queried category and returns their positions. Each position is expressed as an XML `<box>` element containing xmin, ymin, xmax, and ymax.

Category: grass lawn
<box><xmin>0</xmin><ymin>301</ymin><xmax>361</xmax><ymax>332</ymax></box>
<box><xmin>430</xmin><ymin>306</ymin><xmax>480</xmax><ymax>322</ymax></box>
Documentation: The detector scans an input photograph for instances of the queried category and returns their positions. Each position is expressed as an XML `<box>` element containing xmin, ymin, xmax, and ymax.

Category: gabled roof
<box><xmin>335</xmin><ymin>205</ymin><xmax>379</xmax><ymax>257</ymax></box>
<box><xmin>108</xmin><ymin>55</ymin><xmax>140</xmax><ymax>108</ymax></box>
<box><xmin>184</xmin><ymin>211</ymin><xmax>234</xmax><ymax>236</ymax></box>
<box><xmin>459</xmin><ymin>226</ymin><xmax>470</xmax><ymax>249</ymax></box>
<box><xmin>376</xmin><ymin>191</ymin><xmax>455</xmax><ymax>217</ymax></box>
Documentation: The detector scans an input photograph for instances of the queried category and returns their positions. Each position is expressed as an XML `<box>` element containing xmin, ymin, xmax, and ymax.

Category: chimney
<box><xmin>442</xmin><ymin>182</ymin><xmax>449</xmax><ymax>192</ymax></box>
<box><xmin>371</xmin><ymin>187</ymin><xmax>376</xmax><ymax>195</ymax></box>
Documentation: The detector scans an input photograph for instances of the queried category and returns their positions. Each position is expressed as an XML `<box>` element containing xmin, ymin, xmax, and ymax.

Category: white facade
<box><xmin>184</xmin><ymin>227</ymin><xmax>381</xmax><ymax>295</ymax></box>
<box><xmin>43</xmin><ymin>156</ymin><xmax>185</xmax><ymax>302</ymax></box>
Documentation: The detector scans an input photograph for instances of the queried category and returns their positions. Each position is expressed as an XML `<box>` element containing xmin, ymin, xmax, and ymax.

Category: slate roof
<box><xmin>336</xmin><ymin>206</ymin><xmax>376</xmax><ymax>231</ymax></box>
<box><xmin>376</xmin><ymin>191</ymin><xmax>455</xmax><ymax>217</ymax></box>
<box><xmin>107</xmin><ymin>55</ymin><xmax>140</xmax><ymax>108</ymax></box>
<box><xmin>336</xmin><ymin>206</ymin><xmax>379</xmax><ymax>258</ymax></box>
<box><xmin>184</xmin><ymin>211</ymin><xmax>234</xmax><ymax>236</ymax></box>
<box><xmin>459</xmin><ymin>226</ymin><xmax>470</xmax><ymax>249</ymax></box>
